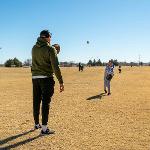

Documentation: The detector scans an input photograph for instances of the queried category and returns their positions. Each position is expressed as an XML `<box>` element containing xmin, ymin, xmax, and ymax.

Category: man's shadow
<box><xmin>0</xmin><ymin>129</ymin><xmax>45</xmax><ymax>149</ymax></box>
<box><xmin>86</xmin><ymin>93</ymin><xmax>106</xmax><ymax>100</ymax></box>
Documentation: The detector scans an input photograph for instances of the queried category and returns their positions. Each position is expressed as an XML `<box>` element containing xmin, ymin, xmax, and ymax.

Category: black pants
<box><xmin>32</xmin><ymin>77</ymin><xmax>55</xmax><ymax>125</ymax></box>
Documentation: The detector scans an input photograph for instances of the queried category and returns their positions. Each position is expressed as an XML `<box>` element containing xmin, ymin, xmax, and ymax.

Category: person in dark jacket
<box><xmin>118</xmin><ymin>65</ymin><xmax>122</xmax><ymax>73</ymax></box>
<box><xmin>79</xmin><ymin>63</ymin><xmax>81</xmax><ymax>71</ymax></box>
<box><xmin>31</xmin><ymin>30</ymin><xmax>64</xmax><ymax>134</ymax></box>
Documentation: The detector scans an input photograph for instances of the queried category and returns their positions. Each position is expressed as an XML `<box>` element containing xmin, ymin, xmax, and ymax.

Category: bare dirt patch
<box><xmin>0</xmin><ymin>67</ymin><xmax>150</xmax><ymax>150</ymax></box>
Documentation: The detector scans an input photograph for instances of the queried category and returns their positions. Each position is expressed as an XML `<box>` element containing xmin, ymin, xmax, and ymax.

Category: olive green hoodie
<box><xmin>31</xmin><ymin>37</ymin><xmax>63</xmax><ymax>84</ymax></box>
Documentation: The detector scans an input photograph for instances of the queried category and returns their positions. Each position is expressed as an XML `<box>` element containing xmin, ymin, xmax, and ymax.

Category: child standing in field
<box><xmin>104</xmin><ymin>60</ymin><xmax>114</xmax><ymax>95</ymax></box>
<box><xmin>118</xmin><ymin>65</ymin><xmax>122</xmax><ymax>73</ymax></box>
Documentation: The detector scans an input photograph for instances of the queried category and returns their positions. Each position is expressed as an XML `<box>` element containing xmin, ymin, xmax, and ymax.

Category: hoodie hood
<box><xmin>36</xmin><ymin>37</ymin><xmax>49</xmax><ymax>47</ymax></box>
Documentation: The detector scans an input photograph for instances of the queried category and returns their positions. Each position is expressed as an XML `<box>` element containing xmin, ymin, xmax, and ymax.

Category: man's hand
<box><xmin>60</xmin><ymin>83</ymin><xmax>64</xmax><ymax>92</ymax></box>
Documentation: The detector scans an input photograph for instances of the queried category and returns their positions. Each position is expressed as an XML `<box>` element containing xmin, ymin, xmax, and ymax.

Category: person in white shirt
<box><xmin>104</xmin><ymin>60</ymin><xmax>114</xmax><ymax>95</ymax></box>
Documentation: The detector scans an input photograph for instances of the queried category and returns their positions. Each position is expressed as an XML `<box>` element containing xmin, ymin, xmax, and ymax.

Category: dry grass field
<box><xmin>0</xmin><ymin>66</ymin><xmax>150</xmax><ymax>150</ymax></box>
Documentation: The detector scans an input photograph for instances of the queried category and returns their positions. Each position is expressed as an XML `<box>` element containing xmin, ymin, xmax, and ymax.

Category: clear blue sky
<box><xmin>0</xmin><ymin>0</ymin><xmax>150</xmax><ymax>63</ymax></box>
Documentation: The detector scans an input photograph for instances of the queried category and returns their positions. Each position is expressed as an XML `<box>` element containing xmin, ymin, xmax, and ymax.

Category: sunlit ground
<box><xmin>0</xmin><ymin>66</ymin><xmax>150</xmax><ymax>150</ymax></box>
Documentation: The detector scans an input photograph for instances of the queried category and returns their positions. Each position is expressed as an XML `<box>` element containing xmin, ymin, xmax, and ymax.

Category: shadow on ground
<box><xmin>0</xmin><ymin>129</ymin><xmax>45</xmax><ymax>149</ymax></box>
<box><xmin>86</xmin><ymin>93</ymin><xmax>106</xmax><ymax>100</ymax></box>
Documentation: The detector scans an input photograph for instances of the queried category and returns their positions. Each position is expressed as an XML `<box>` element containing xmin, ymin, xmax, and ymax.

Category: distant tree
<box><xmin>5</xmin><ymin>59</ymin><xmax>14</xmax><ymax>67</ymax></box>
<box><xmin>140</xmin><ymin>62</ymin><xmax>143</xmax><ymax>66</ymax></box>
<box><xmin>24</xmin><ymin>59</ymin><xmax>32</xmax><ymax>66</ymax></box>
<box><xmin>87</xmin><ymin>59</ymin><xmax>105</xmax><ymax>66</ymax></box>
<box><xmin>87</xmin><ymin>58</ymin><xmax>119</xmax><ymax>66</ymax></box>
<box><xmin>96</xmin><ymin>59</ymin><xmax>102</xmax><ymax>66</ymax></box>
<box><xmin>13</xmin><ymin>57</ymin><xmax>22</xmax><ymax>67</ymax></box>
<box><xmin>87</xmin><ymin>60</ymin><xmax>93</xmax><ymax>66</ymax></box>
<box><xmin>112</xmin><ymin>59</ymin><xmax>119</xmax><ymax>66</ymax></box>
<box><xmin>5</xmin><ymin>58</ymin><xmax>22</xmax><ymax>67</ymax></box>
<box><xmin>92</xmin><ymin>59</ymin><xmax>96</xmax><ymax>66</ymax></box>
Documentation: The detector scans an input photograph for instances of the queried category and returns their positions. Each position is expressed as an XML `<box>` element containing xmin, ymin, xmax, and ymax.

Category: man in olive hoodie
<box><xmin>31</xmin><ymin>30</ymin><xmax>64</xmax><ymax>134</ymax></box>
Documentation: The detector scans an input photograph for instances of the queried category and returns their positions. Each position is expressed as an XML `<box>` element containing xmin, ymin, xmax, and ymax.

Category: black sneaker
<box><xmin>107</xmin><ymin>93</ymin><xmax>111</xmax><ymax>96</ymax></box>
<box><xmin>41</xmin><ymin>128</ymin><xmax>55</xmax><ymax>135</ymax></box>
<box><xmin>104</xmin><ymin>90</ymin><xmax>107</xmax><ymax>93</ymax></box>
<box><xmin>34</xmin><ymin>124</ymin><xmax>42</xmax><ymax>129</ymax></box>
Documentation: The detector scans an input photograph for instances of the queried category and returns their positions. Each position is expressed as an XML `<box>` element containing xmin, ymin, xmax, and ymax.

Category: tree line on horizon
<box><xmin>3</xmin><ymin>58</ymin><xmax>31</xmax><ymax>67</ymax></box>
<box><xmin>1</xmin><ymin>58</ymin><xmax>150</xmax><ymax>67</ymax></box>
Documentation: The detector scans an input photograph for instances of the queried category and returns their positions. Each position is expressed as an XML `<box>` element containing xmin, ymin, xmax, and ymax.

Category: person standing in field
<box><xmin>104</xmin><ymin>60</ymin><xmax>114</xmax><ymax>95</ymax></box>
<box><xmin>31</xmin><ymin>30</ymin><xmax>64</xmax><ymax>135</ymax></box>
<box><xmin>118</xmin><ymin>65</ymin><xmax>122</xmax><ymax>73</ymax></box>
<box><xmin>78</xmin><ymin>63</ymin><xmax>84</xmax><ymax>72</ymax></box>
<box><xmin>80</xmin><ymin>65</ymin><xmax>84</xmax><ymax>71</ymax></box>
<box><xmin>79</xmin><ymin>63</ymin><xmax>81</xmax><ymax>71</ymax></box>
